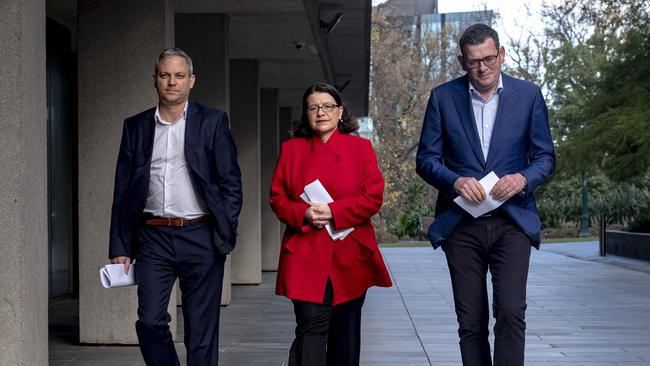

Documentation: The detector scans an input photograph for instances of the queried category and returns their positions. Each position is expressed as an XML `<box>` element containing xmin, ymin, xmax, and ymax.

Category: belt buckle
<box><xmin>167</xmin><ymin>218</ymin><xmax>184</xmax><ymax>227</ymax></box>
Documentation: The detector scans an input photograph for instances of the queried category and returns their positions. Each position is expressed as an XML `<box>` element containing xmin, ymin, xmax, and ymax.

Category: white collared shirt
<box><xmin>469</xmin><ymin>74</ymin><xmax>503</xmax><ymax>160</ymax></box>
<box><xmin>143</xmin><ymin>102</ymin><xmax>208</xmax><ymax>219</ymax></box>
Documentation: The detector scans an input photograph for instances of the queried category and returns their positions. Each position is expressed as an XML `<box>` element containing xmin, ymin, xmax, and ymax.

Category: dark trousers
<box><xmin>135</xmin><ymin>221</ymin><xmax>226</xmax><ymax>366</ymax></box>
<box><xmin>442</xmin><ymin>214</ymin><xmax>531</xmax><ymax>366</ymax></box>
<box><xmin>289</xmin><ymin>280</ymin><xmax>366</xmax><ymax>366</ymax></box>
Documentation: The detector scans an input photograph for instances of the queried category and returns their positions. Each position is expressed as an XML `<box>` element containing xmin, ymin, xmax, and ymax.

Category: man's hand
<box><xmin>111</xmin><ymin>256</ymin><xmax>132</xmax><ymax>274</ymax></box>
<box><xmin>454</xmin><ymin>177</ymin><xmax>486</xmax><ymax>204</ymax></box>
<box><xmin>490</xmin><ymin>173</ymin><xmax>527</xmax><ymax>201</ymax></box>
<box><xmin>304</xmin><ymin>202</ymin><xmax>333</xmax><ymax>228</ymax></box>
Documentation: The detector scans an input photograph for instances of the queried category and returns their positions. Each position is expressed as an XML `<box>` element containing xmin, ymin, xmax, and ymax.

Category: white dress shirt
<box><xmin>143</xmin><ymin>103</ymin><xmax>208</xmax><ymax>219</ymax></box>
<box><xmin>469</xmin><ymin>74</ymin><xmax>503</xmax><ymax>160</ymax></box>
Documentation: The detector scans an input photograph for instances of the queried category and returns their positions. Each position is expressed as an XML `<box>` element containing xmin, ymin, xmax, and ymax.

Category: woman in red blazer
<box><xmin>270</xmin><ymin>84</ymin><xmax>392</xmax><ymax>366</ymax></box>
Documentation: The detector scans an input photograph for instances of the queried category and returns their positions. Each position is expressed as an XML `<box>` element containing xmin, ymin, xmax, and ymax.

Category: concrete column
<box><xmin>176</xmin><ymin>14</ymin><xmax>229</xmax><ymax>111</ymax></box>
<box><xmin>77</xmin><ymin>0</ymin><xmax>174</xmax><ymax>344</ymax></box>
<box><xmin>261</xmin><ymin>89</ymin><xmax>282</xmax><ymax>271</ymax></box>
<box><xmin>175</xmin><ymin>13</ymin><xmax>233</xmax><ymax>305</ymax></box>
<box><xmin>229</xmin><ymin>59</ymin><xmax>262</xmax><ymax>284</ymax></box>
<box><xmin>0</xmin><ymin>1</ymin><xmax>48</xmax><ymax>365</ymax></box>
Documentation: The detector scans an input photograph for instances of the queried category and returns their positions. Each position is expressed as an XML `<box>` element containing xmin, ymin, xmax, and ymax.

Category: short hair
<box><xmin>459</xmin><ymin>23</ymin><xmax>500</xmax><ymax>56</ymax></box>
<box><xmin>293</xmin><ymin>83</ymin><xmax>359</xmax><ymax>138</ymax></box>
<box><xmin>154</xmin><ymin>48</ymin><xmax>194</xmax><ymax>75</ymax></box>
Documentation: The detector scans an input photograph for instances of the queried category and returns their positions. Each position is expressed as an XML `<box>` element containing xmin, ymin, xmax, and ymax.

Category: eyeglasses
<box><xmin>463</xmin><ymin>53</ymin><xmax>499</xmax><ymax>69</ymax></box>
<box><xmin>307</xmin><ymin>103</ymin><xmax>339</xmax><ymax>114</ymax></box>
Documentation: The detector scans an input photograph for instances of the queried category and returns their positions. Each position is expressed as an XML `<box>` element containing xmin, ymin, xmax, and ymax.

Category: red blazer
<box><xmin>270</xmin><ymin>129</ymin><xmax>392</xmax><ymax>305</ymax></box>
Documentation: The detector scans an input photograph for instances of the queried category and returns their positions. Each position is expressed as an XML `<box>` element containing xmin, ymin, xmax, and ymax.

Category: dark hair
<box><xmin>459</xmin><ymin>23</ymin><xmax>500</xmax><ymax>56</ymax></box>
<box><xmin>292</xmin><ymin>83</ymin><xmax>358</xmax><ymax>138</ymax></box>
<box><xmin>155</xmin><ymin>48</ymin><xmax>194</xmax><ymax>75</ymax></box>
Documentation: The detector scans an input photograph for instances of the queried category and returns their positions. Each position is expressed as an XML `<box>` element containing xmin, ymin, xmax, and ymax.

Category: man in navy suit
<box><xmin>416</xmin><ymin>24</ymin><xmax>555</xmax><ymax>365</ymax></box>
<box><xmin>109</xmin><ymin>48</ymin><xmax>242</xmax><ymax>366</ymax></box>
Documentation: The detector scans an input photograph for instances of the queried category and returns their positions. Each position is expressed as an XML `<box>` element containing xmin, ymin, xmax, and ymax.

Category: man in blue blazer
<box><xmin>416</xmin><ymin>24</ymin><xmax>555</xmax><ymax>365</ymax></box>
<box><xmin>109</xmin><ymin>48</ymin><xmax>242</xmax><ymax>366</ymax></box>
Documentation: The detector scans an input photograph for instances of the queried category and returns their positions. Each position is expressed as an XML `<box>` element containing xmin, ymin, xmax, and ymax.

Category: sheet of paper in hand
<box><xmin>453</xmin><ymin>171</ymin><xmax>505</xmax><ymax>218</ymax></box>
<box><xmin>301</xmin><ymin>179</ymin><xmax>354</xmax><ymax>240</ymax></box>
<box><xmin>100</xmin><ymin>263</ymin><xmax>136</xmax><ymax>288</ymax></box>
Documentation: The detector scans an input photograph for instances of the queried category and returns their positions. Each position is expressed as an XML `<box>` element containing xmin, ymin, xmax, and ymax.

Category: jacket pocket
<box><xmin>283</xmin><ymin>234</ymin><xmax>301</xmax><ymax>254</ymax></box>
<box><xmin>348</xmin><ymin>232</ymin><xmax>377</xmax><ymax>255</ymax></box>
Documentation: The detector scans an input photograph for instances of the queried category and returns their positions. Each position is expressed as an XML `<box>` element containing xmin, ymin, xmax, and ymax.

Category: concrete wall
<box><xmin>0</xmin><ymin>1</ymin><xmax>48</xmax><ymax>364</ymax></box>
<box><xmin>176</xmin><ymin>14</ymin><xmax>230</xmax><ymax>112</ymax></box>
<box><xmin>605</xmin><ymin>230</ymin><xmax>650</xmax><ymax>261</ymax></box>
<box><xmin>77</xmin><ymin>0</ymin><xmax>174</xmax><ymax>344</ymax></box>
<box><xmin>229</xmin><ymin>59</ymin><xmax>262</xmax><ymax>284</ymax></box>
<box><xmin>175</xmin><ymin>13</ymin><xmax>233</xmax><ymax>305</ymax></box>
<box><xmin>260</xmin><ymin>89</ymin><xmax>282</xmax><ymax>271</ymax></box>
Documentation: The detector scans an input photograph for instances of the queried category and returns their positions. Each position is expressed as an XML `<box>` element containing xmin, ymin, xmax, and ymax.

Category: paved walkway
<box><xmin>50</xmin><ymin>242</ymin><xmax>650</xmax><ymax>365</ymax></box>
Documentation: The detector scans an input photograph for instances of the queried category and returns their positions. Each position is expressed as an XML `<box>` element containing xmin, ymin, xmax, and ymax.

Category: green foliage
<box><xmin>628</xmin><ymin>208</ymin><xmax>650</xmax><ymax>234</ymax></box>
<box><xmin>543</xmin><ymin>0</ymin><xmax>650</xmax><ymax>181</ymax></box>
<box><xmin>536</xmin><ymin>171</ymin><xmax>650</xmax><ymax>231</ymax></box>
<box><xmin>387</xmin><ymin>179</ymin><xmax>435</xmax><ymax>239</ymax></box>
<box><xmin>579</xmin><ymin>27</ymin><xmax>650</xmax><ymax>181</ymax></box>
<box><xmin>533</xmin><ymin>0</ymin><xmax>650</xmax><ymax>234</ymax></box>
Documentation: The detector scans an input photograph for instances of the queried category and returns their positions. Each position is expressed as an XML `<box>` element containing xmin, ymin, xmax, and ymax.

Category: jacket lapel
<box><xmin>451</xmin><ymin>77</ymin><xmax>485</xmax><ymax>166</ymax></box>
<box><xmin>485</xmin><ymin>75</ymin><xmax>520</xmax><ymax>168</ymax></box>
<box><xmin>184</xmin><ymin>102</ymin><xmax>201</xmax><ymax>161</ymax></box>
<box><xmin>142</xmin><ymin>109</ymin><xmax>155</xmax><ymax>163</ymax></box>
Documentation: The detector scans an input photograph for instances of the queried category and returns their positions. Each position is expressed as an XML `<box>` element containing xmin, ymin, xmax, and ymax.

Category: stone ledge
<box><xmin>605</xmin><ymin>230</ymin><xmax>650</xmax><ymax>261</ymax></box>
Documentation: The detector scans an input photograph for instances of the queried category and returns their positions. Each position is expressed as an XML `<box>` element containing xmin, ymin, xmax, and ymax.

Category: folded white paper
<box><xmin>453</xmin><ymin>171</ymin><xmax>505</xmax><ymax>218</ymax></box>
<box><xmin>100</xmin><ymin>263</ymin><xmax>136</xmax><ymax>288</ymax></box>
<box><xmin>301</xmin><ymin>179</ymin><xmax>354</xmax><ymax>240</ymax></box>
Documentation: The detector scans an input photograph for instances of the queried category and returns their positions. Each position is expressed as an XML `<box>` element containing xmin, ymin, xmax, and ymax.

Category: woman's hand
<box><xmin>304</xmin><ymin>202</ymin><xmax>333</xmax><ymax>228</ymax></box>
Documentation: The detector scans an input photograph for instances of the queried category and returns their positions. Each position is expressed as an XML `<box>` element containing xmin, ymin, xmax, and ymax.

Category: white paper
<box><xmin>301</xmin><ymin>179</ymin><xmax>355</xmax><ymax>240</ymax></box>
<box><xmin>100</xmin><ymin>263</ymin><xmax>136</xmax><ymax>288</ymax></box>
<box><xmin>453</xmin><ymin>171</ymin><xmax>505</xmax><ymax>218</ymax></box>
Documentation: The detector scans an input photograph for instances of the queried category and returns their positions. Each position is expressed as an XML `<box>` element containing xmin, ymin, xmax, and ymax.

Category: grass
<box><xmin>379</xmin><ymin>241</ymin><xmax>430</xmax><ymax>248</ymax></box>
<box><xmin>542</xmin><ymin>236</ymin><xmax>598</xmax><ymax>244</ymax></box>
<box><xmin>379</xmin><ymin>236</ymin><xmax>599</xmax><ymax>248</ymax></box>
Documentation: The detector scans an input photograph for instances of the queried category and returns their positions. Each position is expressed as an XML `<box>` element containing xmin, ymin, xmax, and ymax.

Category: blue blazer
<box><xmin>109</xmin><ymin>102</ymin><xmax>243</xmax><ymax>258</ymax></box>
<box><xmin>416</xmin><ymin>74</ymin><xmax>555</xmax><ymax>248</ymax></box>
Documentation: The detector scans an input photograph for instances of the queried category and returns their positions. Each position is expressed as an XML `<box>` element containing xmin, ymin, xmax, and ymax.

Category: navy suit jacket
<box><xmin>416</xmin><ymin>74</ymin><xmax>555</xmax><ymax>249</ymax></box>
<box><xmin>109</xmin><ymin>102</ymin><xmax>243</xmax><ymax>258</ymax></box>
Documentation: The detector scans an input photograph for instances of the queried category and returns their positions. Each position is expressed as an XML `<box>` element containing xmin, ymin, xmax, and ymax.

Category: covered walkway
<box><xmin>50</xmin><ymin>242</ymin><xmax>650</xmax><ymax>365</ymax></box>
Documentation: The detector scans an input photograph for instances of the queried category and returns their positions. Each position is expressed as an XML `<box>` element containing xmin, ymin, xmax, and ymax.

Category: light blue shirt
<box><xmin>469</xmin><ymin>74</ymin><xmax>503</xmax><ymax>160</ymax></box>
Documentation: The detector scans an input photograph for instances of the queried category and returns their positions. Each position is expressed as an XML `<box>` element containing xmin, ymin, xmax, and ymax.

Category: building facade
<box><xmin>0</xmin><ymin>0</ymin><xmax>372</xmax><ymax>364</ymax></box>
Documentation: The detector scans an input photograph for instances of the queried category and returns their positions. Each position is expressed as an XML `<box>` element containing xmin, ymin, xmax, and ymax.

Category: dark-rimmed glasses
<box><xmin>463</xmin><ymin>53</ymin><xmax>499</xmax><ymax>69</ymax></box>
<box><xmin>307</xmin><ymin>103</ymin><xmax>339</xmax><ymax>114</ymax></box>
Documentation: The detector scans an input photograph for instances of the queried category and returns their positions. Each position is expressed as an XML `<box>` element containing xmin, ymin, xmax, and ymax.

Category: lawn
<box><xmin>379</xmin><ymin>236</ymin><xmax>598</xmax><ymax>248</ymax></box>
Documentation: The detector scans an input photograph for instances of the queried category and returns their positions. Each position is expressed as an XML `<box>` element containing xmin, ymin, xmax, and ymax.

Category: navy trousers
<box><xmin>135</xmin><ymin>220</ymin><xmax>226</xmax><ymax>366</ymax></box>
<box><xmin>442</xmin><ymin>213</ymin><xmax>531</xmax><ymax>366</ymax></box>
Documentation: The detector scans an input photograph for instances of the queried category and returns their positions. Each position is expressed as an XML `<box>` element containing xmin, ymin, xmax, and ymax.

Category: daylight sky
<box><xmin>371</xmin><ymin>0</ymin><xmax>563</xmax><ymax>54</ymax></box>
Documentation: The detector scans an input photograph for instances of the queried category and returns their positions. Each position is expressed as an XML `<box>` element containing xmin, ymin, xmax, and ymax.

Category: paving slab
<box><xmin>49</xmin><ymin>242</ymin><xmax>650</xmax><ymax>365</ymax></box>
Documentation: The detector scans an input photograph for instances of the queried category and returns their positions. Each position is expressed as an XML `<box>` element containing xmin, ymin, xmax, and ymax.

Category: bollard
<box><xmin>599</xmin><ymin>214</ymin><xmax>606</xmax><ymax>256</ymax></box>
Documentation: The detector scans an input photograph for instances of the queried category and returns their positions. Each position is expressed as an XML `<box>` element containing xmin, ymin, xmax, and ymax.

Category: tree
<box><xmin>542</xmin><ymin>0</ymin><xmax>650</xmax><ymax>178</ymax></box>
<box><xmin>530</xmin><ymin>0</ymin><xmax>650</xmax><ymax>232</ymax></box>
<box><xmin>370</xmin><ymin>10</ymin><xmax>465</xmax><ymax>238</ymax></box>
<box><xmin>578</xmin><ymin>25</ymin><xmax>650</xmax><ymax>181</ymax></box>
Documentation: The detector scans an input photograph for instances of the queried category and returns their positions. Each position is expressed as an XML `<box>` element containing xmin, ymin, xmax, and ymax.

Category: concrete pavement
<box><xmin>49</xmin><ymin>241</ymin><xmax>650</xmax><ymax>365</ymax></box>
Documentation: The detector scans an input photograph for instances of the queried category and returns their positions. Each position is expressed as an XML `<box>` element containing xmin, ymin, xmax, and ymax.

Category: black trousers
<box><xmin>289</xmin><ymin>280</ymin><xmax>367</xmax><ymax>366</ymax></box>
<box><xmin>442</xmin><ymin>214</ymin><xmax>531</xmax><ymax>366</ymax></box>
<box><xmin>135</xmin><ymin>221</ymin><xmax>226</xmax><ymax>366</ymax></box>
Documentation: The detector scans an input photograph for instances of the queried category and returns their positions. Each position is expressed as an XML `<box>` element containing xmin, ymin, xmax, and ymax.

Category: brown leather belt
<box><xmin>144</xmin><ymin>215</ymin><xmax>208</xmax><ymax>227</ymax></box>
